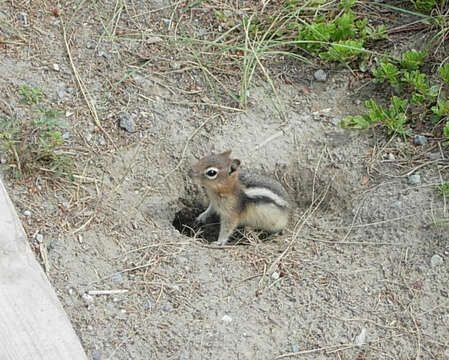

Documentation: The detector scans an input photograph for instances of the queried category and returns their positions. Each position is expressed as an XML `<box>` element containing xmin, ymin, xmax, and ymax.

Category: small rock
<box><xmin>85</xmin><ymin>133</ymin><xmax>93</xmax><ymax>142</ymax></box>
<box><xmin>431</xmin><ymin>254</ymin><xmax>443</xmax><ymax>268</ymax></box>
<box><xmin>92</xmin><ymin>350</ymin><xmax>102</xmax><ymax>360</ymax></box>
<box><xmin>35</xmin><ymin>233</ymin><xmax>43</xmax><ymax>243</ymax></box>
<box><xmin>62</xmin><ymin>132</ymin><xmax>70</xmax><ymax>140</ymax></box>
<box><xmin>82</xmin><ymin>293</ymin><xmax>94</xmax><ymax>303</ymax></box>
<box><xmin>56</xmin><ymin>89</ymin><xmax>66</xmax><ymax>100</ymax></box>
<box><xmin>20</xmin><ymin>12</ymin><xmax>27</xmax><ymax>25</ymax></box>
<box><xmin>111</xmin><ymin>274</ymin><xmax>122</xmax><ymax>284</ymax></box>
<box><xmin>413</xmin><ymin>135</ymin><xmax>427</xmax><ymax>146</ymax></box>
<box><xmin>314</xmin><ymin>69</ymin><xmax>327</xmax><ymax>82</ymax></box>
<box><xmin>387</xmin><ymin>153</ymin><xmax>395</xmax><ymax>161</ymax></box>
<box><xmin>118</xmin><ymin>112</ymin><xmax>136</xmax><ymax>133</ymax></box>
<box><xmin>222</xmin><ymin>315</ymin><xmax>232</xmax><ymax>323</ymax></box>
<box><xmin>331</xmin><ymin>117</ymin><xmax>342</xmax><ymax>126</ymax></box>
<box><xmin>98</xmin><ymin>135</ymin><xmax>106</xmax><ymax>146</ymax></box>
<box><xmin>391</xmin><ymin>201</ymin><xmax>401</xmax><ymax>208</ymax></box>
<box><xmin>66</xmin><ymin>287</ymin><xmax>74</xmax><ymax>296</ymax></box>
<box><xmin>408</xmin><ymin>174</ymin><xmax>421</xmax><ymax>185</ymax></box>
<box><xmin>354</xmin><ymin>328</ymin><xmax>367</xmax><ymax>345</ymax></box>
<box><xmin>23</xmin><ymin>210</ymin><xmax>32</xmax><ymax>217</ymax></box>
<box><xmin>291</xmin><ymin>344</ymin><xmax>300</xmax><ymax>353</ymax></box>
<box><xmin>144</xmin><ymin>300</ymin><xmax>152</xmax><ymax>311</ymax></box>
<box><xmin>271</xmin><ymin>272</ymin><xmax>280</xmax><ymax>280</ymax></box>
<box><xmin>426</xmin><ymin>152</ymin><xmax>441</xmax><ymax>160</ymax></box>
<box><xmin>170</xmin><ymin>61</ymin><xmax>181</xmax><ymax>70</ymax></box>
<box><xmin>52</xmin><ymin>63</ymin><xmax>60</xmax><ymax>72</ymax></box>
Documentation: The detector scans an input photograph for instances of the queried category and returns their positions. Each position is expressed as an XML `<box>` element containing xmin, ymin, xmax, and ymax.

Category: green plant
<box><xmin>400</xmin><ymin>49</ymin><xmax>427</xmax><ymax>71</ymax></box>
<box><xmin>410</xmin><ymin>0</ymin><xmax>436</xmax><ymax>12</ymax></box>
<box><xmin>439</xmin><ymin>63</ymin><xmax>449</xmax><ymax>85</ymax></box>
<box><xmin>372</xmin><ymin>61</ymin><xmax>401</xmax><ymax>91</ymax></box>
<box><xmin>18</xmin><ymin>85</ymin><xmax>43</xmax><ymax>105</ymax></box>
<box><xmin>0</xmin><ymin>87</ymin><xmax>72</xmax><ymax>180</ymax></box>
<box><xmin>439</xmin><ymin>182</ymin><xmax>449</xmax><ymax>198</ymax></box>
<box><xmin>341</xmin><ymin>97</ymin><xmax>410</xmax><ymax>135</ymax></box>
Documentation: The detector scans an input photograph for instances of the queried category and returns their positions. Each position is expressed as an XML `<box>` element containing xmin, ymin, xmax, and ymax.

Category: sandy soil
<box><xmin>1</xmin><ymin>1</ymin><xmax>448</xmax><ymax>359</ymax></box>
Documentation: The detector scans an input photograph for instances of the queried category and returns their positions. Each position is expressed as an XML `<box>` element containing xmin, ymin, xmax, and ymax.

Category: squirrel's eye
<box><xmin>205</xmin><ymin>169</ymin><xmax>218</xmax><ymax>178</ymax></box>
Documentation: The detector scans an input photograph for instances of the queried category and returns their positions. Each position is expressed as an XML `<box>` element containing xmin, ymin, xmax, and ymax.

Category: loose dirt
<box><xmin>1</xmin><ymin>1</ymin><xmax>448</xmax><ymax>359</ymax></box>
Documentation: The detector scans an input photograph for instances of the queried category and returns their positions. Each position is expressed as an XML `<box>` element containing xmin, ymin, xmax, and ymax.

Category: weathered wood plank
<box><xmin>0</xmin><ymin>178</ymin><xmax>87</xmax><ymax>360</ymax></box>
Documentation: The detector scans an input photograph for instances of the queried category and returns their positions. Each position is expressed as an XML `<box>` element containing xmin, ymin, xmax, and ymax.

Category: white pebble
<box><xmin>431</xmin><ymin>254</ymin><xmax>443</xmax><ymax>267</ymax></box>
<box><xmin>52</xmin><ymin>63</ymin><xmax>60</xmax><ymax>71</ymax></box>
<box><xmin>35</xmin><ymin>233</ymin><xmax>43</xmax><ymax>243</ymax></box>
<box><xmin>222</xmin><ymin>315</ymin><xmax>232</xmax><ymax>323</ymax></box>
<box><xmin>354</xmin><ymin>328</ymin><xmax>367</xmax><ymax>345</ymax></box>
<box><xmin>23</xmin><ymin>210</ymin><xmax>32</xmax><ymax>217</ymax></box>
<box><xmin>271</xmin><ymin>272</ymin><xmax>280</xmax><ymax>280</ymax></box>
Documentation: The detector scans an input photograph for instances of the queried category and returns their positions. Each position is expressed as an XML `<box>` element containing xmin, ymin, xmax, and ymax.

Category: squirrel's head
<box><xmin>189</xmin><ymin>150</ymin><xmax>241</xmax><ymax>194</ymax></box>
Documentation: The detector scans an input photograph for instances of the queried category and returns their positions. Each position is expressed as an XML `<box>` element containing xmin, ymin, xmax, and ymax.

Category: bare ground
<box><xmin>1</xmin><ymin>1</ymin><xmax>448</xmax><ymax>359</ymax></box>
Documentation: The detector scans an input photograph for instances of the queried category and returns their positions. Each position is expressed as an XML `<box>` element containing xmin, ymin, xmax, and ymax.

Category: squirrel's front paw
<box><xmin>211</xmin><ymin>238</ymin><xmax>228</xmax><ymax>246</ymax></box>
<box><xmin>195</xmin><ymin>212</ymin><xmax>207</xmax><ymax>224</ymax></box>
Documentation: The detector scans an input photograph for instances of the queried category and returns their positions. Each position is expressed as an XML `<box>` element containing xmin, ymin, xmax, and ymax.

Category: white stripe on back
<box><xmin>243</xmin><ymin>187</ymin><xmax>289</xmax><ymax>208</ymax></box>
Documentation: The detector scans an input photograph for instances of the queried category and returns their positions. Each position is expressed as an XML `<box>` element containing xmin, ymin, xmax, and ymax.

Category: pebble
<box><xmin>118</xmin><ymin>112</ymin><xmax>136</xmax><ymax>133</ymax></box>
<box><xmin>331</xmin><ymin>117</ymin><xmax>342</xmax><ymax>126</ymax></box>
<box><xmin>23</xmin><ymin>210</ymin><xmax>32</xmax><ymax>217</ymax></box>
<box><xmin>387</xmin><ymin>153</ymin><xmax>395</xmax><ymax>161</ymax></box>
<box><xmin>431</xmin><ymin>254</ymin><xmax>443</xmax><ymax>267</ymax></box>
<box><xmin>408</xmin><ymin>174</ymin><xmax>421</xmax><ymax>185</ymax></box>
<box><xmin>314</xmin><ymin>69</ymin><xmax>327</xmax><ymax>82</ymax></box>
<box><xmin>271</xmin><ymin>272</ymin><xmax>280</xmax><ymax>280</ymax></box>
<box><xmin>82</xmin><ymin>293</ymin><xmax>94</xmax><ymax>303</ymax></box>
<box><xmin>52</xmin><ymin>63</ymin><xmax>60</xmax><ymax>72</ymax></box>
<box><xmin>98</xmin><ymin>135</ymin><xmax>106</xmax><ymax>146</ymax></box>
<box><xmin>426</xmin><ymin>152</ymin><xmax>441</xmax><ymax>160</ymax></box>
<box><xmin>20</xmin><ymin>12</ymin><xmax>27</xmax><ymax>25</ymax></box>
<box><xmin>170</xmin><ymin>61</ymin><xmax>181</xmax><ymax>70</ymax></box>
<box><xmin>222</xmin><ymin>315</ymin><xmax>232</xmax><ymax>323</ymax></box>
<box><xmin>62</xmin><ymin>132</ymin><xmax>70</xmax><ymax>140</ymax></box>
<box><xmin>354</xmin><ymin>328</ymin><xmax>367</xmax><ymax>345</ymax></box>
<box><xmin>144</xmin><ymin>300</ymin><xmax>152</xmax><ymax>311</ymax></box>
<box><xmin>413</xmin><ymin>135</ymin><xmax>427</xmax><ymax>146</ymax></box>
<box><xmin>391</xmin><ymin>201</ymin><xmax>401</xmax><ymax>208</ymax></box>
<box><xmin>35</xmin><ymin>233</ymin><xmax>43</xmax><ymax>243</ymax></box>
<box><xmin>291</xmin><ymin>344</ymin><xmax>300</xmax><ymax>353</ymax></box>
<box><xmin>85</xmin><ymin>133</ymin><xmax>93</xmax><ymax>142</ymax></box>
<box><xmin>111</xmin><ymin>274</ymin><xmax>122</xmax><ymax>284</ymax></box>
<box><xmin>92</xmin><ymin>350</ymin><xmax>102</xmax><ymax>360</ymax></box>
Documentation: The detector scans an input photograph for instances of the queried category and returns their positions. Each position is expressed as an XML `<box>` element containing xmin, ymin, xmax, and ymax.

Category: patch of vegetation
<box><xmin>18</xmin><ymin>85</ymin><xmax>43</xmax><ymax>105</ymax></box>
<box><xmin>246</xmin><ymin>0</ymin><xmax>386</xmax><ymax>65</ymax></box>
<box><xmin>341</xmin><ymin>49</ymin><xmax>449</xmax><ymax>141</ymax></box>
<box><xmin>0</xmin><ymin>86</ymin><xmax>73</xmax><ymax>180</ymax></box>
<box><xmin>440</xmin><ymin>182</ymin><xmax>449</xmax><ymax>198</ymax></box>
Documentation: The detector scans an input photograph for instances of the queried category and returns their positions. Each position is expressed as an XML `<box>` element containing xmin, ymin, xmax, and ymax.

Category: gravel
<box><xmin>313</xmin><ymin>69</ymin><xmax>327</xmax><ymax>82</ymax></box>
<box><xmin>431</xmin><ymin>254</ymin><xmax>443</xmax><ymax>268</ymax></box>
<box><xmin>408</xmin><ymin>174</ymin><xmax>421</xmax><ymax>185</ymax></box>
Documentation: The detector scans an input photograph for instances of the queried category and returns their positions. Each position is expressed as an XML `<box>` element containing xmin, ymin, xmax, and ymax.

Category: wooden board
<box><xmin>0</xmin><ymin>179</ymin><xmax>88</xmax><ymax>360</ymax></box>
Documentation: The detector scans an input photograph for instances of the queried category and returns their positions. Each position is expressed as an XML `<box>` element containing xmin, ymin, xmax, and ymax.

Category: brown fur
<box><xmin>189</xmin><ymin>150</ymin><xmax>289</xmax><ymax>245</ymax></box>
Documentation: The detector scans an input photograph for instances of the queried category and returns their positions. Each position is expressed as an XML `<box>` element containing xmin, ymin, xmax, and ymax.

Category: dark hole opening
<box><xmin>171</xmin><ymin>200</ymin><xmax>273</xmax><ymax>244</ymax></box>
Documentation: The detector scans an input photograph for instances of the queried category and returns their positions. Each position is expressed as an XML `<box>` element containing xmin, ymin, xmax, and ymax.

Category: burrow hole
<box><xmin>171</xmin><ymin>199</ymin><xmax>273</xmax><ymax>244</ymax></box>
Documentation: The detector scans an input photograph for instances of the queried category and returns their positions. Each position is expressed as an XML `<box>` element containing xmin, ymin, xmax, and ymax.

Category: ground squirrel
<box><xmin>188</xmin><ymin>150</ymin><xmax>291</xmax><ymax>246</ymax></box>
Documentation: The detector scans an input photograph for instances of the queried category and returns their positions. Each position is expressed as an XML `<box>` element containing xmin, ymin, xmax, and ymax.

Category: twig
<box><xmin>61</xmin><ymin>20</ymin><xmax>116</xmax><ymax>149</ymax></box>
<box><xmin>87</xmin><ymin>289</ymin><xmax>129</xmax><ymax>296</ymax></box>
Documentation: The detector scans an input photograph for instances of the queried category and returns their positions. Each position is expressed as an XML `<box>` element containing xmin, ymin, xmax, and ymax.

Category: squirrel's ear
<box><xmin>219</xmin><ymin>150</ymin><xmax>232</xmax><ymax>158</ymax></box>
<box><xmin>229</xmin><ymin>159</ymin><xmax>241</xmax><ymax>174</ymax></box>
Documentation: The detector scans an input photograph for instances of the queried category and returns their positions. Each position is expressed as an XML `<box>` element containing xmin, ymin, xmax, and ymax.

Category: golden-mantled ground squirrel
<box><xmin>189</xmin><ymin>150</ymin><xmax>290</xmax><ymax>246</ymax></box>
